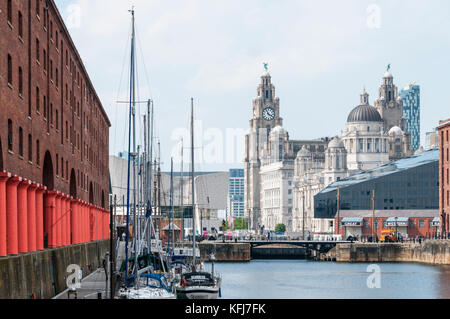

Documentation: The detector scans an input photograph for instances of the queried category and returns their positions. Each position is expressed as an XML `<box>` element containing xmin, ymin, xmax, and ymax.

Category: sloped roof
<box><xmin>320</xmin><ymin>149</ymin><xmax>439</xmax><ymax>194</ymax></box>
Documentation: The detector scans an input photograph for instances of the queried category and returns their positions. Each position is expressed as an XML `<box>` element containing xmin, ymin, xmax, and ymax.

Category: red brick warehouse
<box><xmin>0</xmin><ymin>0</ymin><xmax>110</xmax><ymax>252</ymax></box>
<box><xmin>439</xmin><ymin>118</ymin><xmax>450</xmax><ymax>237</ymax></box>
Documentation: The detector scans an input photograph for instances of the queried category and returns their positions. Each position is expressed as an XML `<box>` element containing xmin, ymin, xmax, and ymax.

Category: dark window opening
<box><xmin>8</xmin><ymin>120</ymin><xmax>13</xmax><ymax>151</ymax></box>
<box><xmin>19</xmin><ymin>127</ymin><xmax>23</xmax><ymax>157</ymax></box>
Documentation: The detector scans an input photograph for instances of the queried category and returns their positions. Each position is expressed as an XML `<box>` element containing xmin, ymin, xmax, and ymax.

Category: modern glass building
<box><xmin>228</xmin><ymin>169</ymin><xmax>245</xmax><ymax>220</ymax></box>
<box><xmin>314</xmin><ymin>149</ymin><xmax>439</xmax><ymax>219</ymax></box>
<box><xmin>399</xmin><ymin>84</ymin><xmax>421</xmax><ymax>151</ymax></box>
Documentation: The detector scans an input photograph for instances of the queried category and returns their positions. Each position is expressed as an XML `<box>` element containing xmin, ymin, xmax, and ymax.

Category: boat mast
<box><xmin>169</xmin><ymin>158</ymin><xmax>174</xmax><ymax>258</ymax></box>
<box><xmin>180</xmin><ymin>138</ymin><xmax>184</xmax><ymax>242</ymax></box>
<box><xmin>191</xmin><ymin>98</ymin><xmax>196</xmax><ymax>270</ymax></box>
<box><xmin>147</xmin><ymin>100</ymin><xmax>153</xmax><ymax>251</ymax></box>
<box><xmin>124</xmin><ymin>8</ymin><xmax>136</xmax><ymax>283</ymax></box>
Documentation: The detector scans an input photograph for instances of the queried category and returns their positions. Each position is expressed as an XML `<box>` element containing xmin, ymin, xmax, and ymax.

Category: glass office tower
<box><xmin>228</xmin><ymin>169</ymin><xmax>245</xmax><ymax>220</ymax></box>
<box><xmin>400</xmin><ymin>84</ymin><xmax>421</xmax><ymax>151</ymax></box>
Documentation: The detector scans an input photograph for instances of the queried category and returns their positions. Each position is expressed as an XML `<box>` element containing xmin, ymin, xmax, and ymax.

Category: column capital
<box><xmin>0</xmin><ymin>172</ymin><xmax>12</xmax><ymax>181</ymax></box>
<box><xmin>7</xmin><ymin>176</ymin><xmax>22</xmax><ymax>185</ymax></box>
<box><xmin>28</xmin><ymin>183</ymin><xmax>39</xmax><ymax>191</ymax></box>
<box><xmin>36</xmin><ymin>184</ymin><xmax>47</xmax><ymax>193</ymax></box>
<box><xmin>46</xmin><ymin>190</ymin><xmax>59</xmax><ymax>198</ymax></box>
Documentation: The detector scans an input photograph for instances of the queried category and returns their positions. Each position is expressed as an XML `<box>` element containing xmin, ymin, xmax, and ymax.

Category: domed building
<box><xmin>323</xmin><ymin>137</ymin><xmax>348</xmax><ymax>184</ymax></box>
<box><xmin>341</xmin><ymin>89</ymin><xmax>390</xmax><ymax>171</ymax></box>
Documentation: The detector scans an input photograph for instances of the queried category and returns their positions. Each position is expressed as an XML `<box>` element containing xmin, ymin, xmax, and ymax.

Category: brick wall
<box><xmin>438</xmin><ymin>119</ymin><xmax>450</xmax><ymax>236</ymax></box>
<box><xmin>0</xmin><ymin>0</ymin><xmax>110</xmax><ymax>208</ymax></box>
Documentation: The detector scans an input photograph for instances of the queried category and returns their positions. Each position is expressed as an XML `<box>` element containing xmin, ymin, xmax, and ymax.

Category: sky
<box><xmin>54</xmin><ymin>0</ymin><xmax>450</xmax><ymax>172</ymax></box>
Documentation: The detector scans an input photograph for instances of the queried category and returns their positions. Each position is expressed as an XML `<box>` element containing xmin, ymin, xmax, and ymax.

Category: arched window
<box><xmin>56</xmin><ymin>154</ymin><xmax>59</xmax><ymax>175</ymax></box>
<box><xmin>7</xmin><ymin>0</ymin><xmax>12</xmax><ymax>23</ymax></box>
<box><xmin>43</xmin><ymin>95</ymin><xmax>47</xmax><ymax>119</ymax></box>
<box><xmin>28</xmin><ymin>134</ymin><xmax>32</xmax><ymax>161</ymax></box>
<box><xmin>36</xmin><ymin>38</ymin><xmax>40</xmax><ymax>62</ymax></box>
<box><xmin>8</xmin><ymin>120</ymin><xmax>13</xmax><ymax>151</ymax></box>
<box><xmin>36</xmin><ymin>140</ymin><xmax>40</xmax><ymax>165</ymax></box>
<box><xmin>18</xmin><ymin>11</ymin><xmax>23</xmax><ymax>38</ymax></box>
<box><xmin>19</xmin><ymin>127</ymin><xmax>23</xmax><ymax>157</ymax></box>
<box><xmin>43</xmin><ymin>49</ymin><xmax>47</xmax><ymax>70</ymax></box>
<box><xmin>18</xmin><ymin>67</ymin><xmax>23</xmax><ymax>95</ymax></box>
<box><xmin>7</xmin><ymin>54</ymin><xmax>12</xmax><ymax>85</ymax></box>
<box><xmin>36</xmin><ymin>87</ymin><xmax>40</xmax><ymax>112</ymax></box>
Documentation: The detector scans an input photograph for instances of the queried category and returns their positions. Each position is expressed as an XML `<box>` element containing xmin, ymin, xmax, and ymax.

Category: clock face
<box><xmin>262</xmin><ymin>107</ymin><xmax>275</xmax><ymax>121</ymax></box>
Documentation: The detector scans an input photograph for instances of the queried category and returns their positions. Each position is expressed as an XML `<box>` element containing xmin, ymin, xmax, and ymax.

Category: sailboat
<box><xmin>174</xmin><ymin>98</ymin><xmax>222</xmax><ymax>299</ymax></box>
<box><xmin>116</xmin><ymin>8</ymin><xmax>174</xmax><ymax>299</ymax></box>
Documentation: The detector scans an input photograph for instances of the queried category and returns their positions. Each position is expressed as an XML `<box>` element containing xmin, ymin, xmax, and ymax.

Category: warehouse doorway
<box><xmin>70</xmin><ymin>169</ymin><xmax>77</xmax><ymax>198</ymax></box>
<box><xmin>89</xmin><ymin>182</ymin><xmax>94</xmax><ymax>205</ymax></box>
<box><xmin>42</xmin><ymin>151</ymin><xmax>54</xmax><ymax>191</ymax></box>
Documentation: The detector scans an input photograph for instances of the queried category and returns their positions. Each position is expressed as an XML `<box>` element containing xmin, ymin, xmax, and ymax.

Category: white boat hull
<box><xmin>176</xmin><ymin>286</ymin><xmax>220</xmax><ymax>299</ymax></box>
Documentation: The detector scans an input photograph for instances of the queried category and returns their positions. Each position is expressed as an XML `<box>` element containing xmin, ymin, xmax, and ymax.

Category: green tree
<box><xmin>233</xmin><ymin>218</ymin><xmax>247</xmax><ymax>230</ymax></box>
<box><xmin>275</xmin><ymin>223</ymin><xmax>286</xmax><ymax>233</ymax></box>
<box><xmin>222</xmin><ymin>219</ymin><xmax>230</xmax><ymax>230</ymax></box>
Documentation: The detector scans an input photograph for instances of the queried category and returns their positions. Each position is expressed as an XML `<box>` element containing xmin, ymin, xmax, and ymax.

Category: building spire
<box><xmin>360</xmin><ymin>87</ymin><xmax>369</xmax><ymax>105</ymax></box>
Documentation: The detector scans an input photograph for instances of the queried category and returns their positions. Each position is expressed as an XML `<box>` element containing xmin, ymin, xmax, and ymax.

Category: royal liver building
<box><xmin>244</xmin><ymin>66</ymin><xmax>413</xmax><ymax>234</ymax></box>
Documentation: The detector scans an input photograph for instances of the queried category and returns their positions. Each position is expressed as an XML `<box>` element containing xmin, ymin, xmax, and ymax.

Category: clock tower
<box><xmin>244</xmin><ymin>65</ymin><xmax>283</xmax><ymax>230</ymax></box>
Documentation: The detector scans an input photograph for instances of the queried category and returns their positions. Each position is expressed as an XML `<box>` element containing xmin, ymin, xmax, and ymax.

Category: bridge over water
<box><xmin>240</xmin><ymin>240</ymin><xmax>352</xmax><ymax>257</ymax></box>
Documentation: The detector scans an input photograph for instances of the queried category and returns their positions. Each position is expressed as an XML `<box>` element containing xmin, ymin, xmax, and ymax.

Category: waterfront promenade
<box><xmin>54</xmin><ymin>268</ymin><xmax>109</xmax><ymax>300</ymax></box>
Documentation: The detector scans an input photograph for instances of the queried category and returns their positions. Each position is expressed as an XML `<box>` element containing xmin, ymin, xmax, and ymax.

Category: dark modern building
<box><xmin>314</xmin><ymin>149</ymin><xmax>439</xmax><ymax>239</ymax></box>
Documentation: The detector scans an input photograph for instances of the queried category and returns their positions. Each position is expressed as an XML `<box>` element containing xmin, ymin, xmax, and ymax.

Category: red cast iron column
<box><xmin>44</xmin><ymin>191</ymin><xmax>58</xmax><ymax>248</ymax></box>
<box><xmin>35</xmin><ymin>185</ymin><xmax>46</xmax><ymax>250</ymax></box>
<box><xmin>17</xmin><ymin>180</ymin><xmax>31</xmax><ymax>254</ymax></box>
<box><xmin>0</xmin><ymin>172</ymin><xmax>11</xmax><ymax>256</ymax></box>
<box><xmin>55</xmin><ymin>193</ymin><xmax>62</xmax><ymax>247</ymax></box>
<box><xmin>6</xmin><ymin>176</ymin><xmax>22</xmax><ymax>255</ymax></box>
<box><xmin>70</xmin><ymin>199</ymin><xmax>77</xmax><ymax>244</ymax></box>
<box><xmin>27</xmin><ymin>183</ymin><xmax>39</xmax><ymax>252</ymax></box>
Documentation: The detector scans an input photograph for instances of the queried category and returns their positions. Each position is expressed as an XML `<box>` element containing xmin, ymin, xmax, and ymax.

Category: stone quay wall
<box><xmin>333</xmin><ymin>240</ymin><xmax>450</xmax><ymax>265</ymax></box>
<box><xmin>0</xmin><ymin>239</ymin><xmax>109</xmax><ymax>299</ymax></box>
<box><xmin>199</xmin><ymin>242</ymin><xmax>251</xmax><ymax>262</ymax></box>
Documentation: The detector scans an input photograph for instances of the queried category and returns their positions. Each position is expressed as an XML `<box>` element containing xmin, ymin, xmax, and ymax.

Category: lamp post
<box><xmin>395</xmin><ymin>216</ymin><xmax>398</xmax><ymax>242</ymax></box>
<box><xmin>336</xmin><ymin>188</ymin><xmax>340</xmax><ymax>237</ymax></box>
<box><xmin>372</xmin><ymin>189</ymin><xmax>375</xmax><ymax>242</ymax></box>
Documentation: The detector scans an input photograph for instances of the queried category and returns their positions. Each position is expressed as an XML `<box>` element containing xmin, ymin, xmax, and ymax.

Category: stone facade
<box><xmin>0</xmin><ymin>0</ymin><xmax>110</xmax><ymax>208</ymax></box>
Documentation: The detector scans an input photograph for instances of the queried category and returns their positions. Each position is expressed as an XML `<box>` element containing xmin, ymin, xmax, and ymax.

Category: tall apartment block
<box><xmin>399</xmin><ymin>84</ymin><xmax>421</xmax><ymax>151</ymax></box>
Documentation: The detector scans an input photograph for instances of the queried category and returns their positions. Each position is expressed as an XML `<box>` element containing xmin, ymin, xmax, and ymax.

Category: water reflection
<box><xmin>206</xmin><ymin>260</ymin><xmax>450</xmax><ymax>299</ymax></box>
